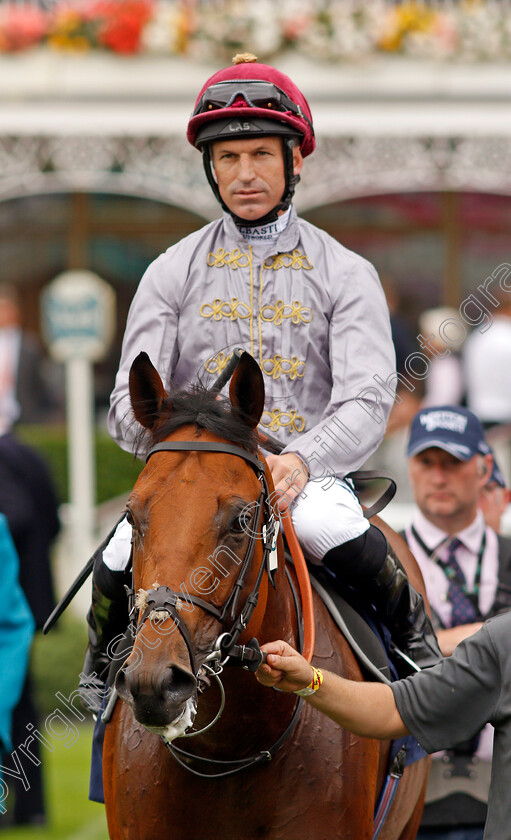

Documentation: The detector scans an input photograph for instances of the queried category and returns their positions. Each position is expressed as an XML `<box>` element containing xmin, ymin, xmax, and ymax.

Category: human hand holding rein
<box><xmin>265</xmin><ymin>453</ymin><xmax>309</xmax><ymax>511</ymax></box>
<box><xmin>256</xmin><ymin>639</ymin><xmax>315</xmax><ymax>693</ymax></box>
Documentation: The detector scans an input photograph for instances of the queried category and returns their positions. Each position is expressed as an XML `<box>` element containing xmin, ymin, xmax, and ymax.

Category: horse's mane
<box><xmin>133</xmin><ymin>385</ymin><xmax>260</xmax><ymax>456</ymax></box>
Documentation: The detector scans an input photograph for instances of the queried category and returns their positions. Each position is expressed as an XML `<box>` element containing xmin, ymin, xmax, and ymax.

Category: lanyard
<box><xmin>410</xmin><ymin>525</ymin><xmax>486</xmax><ymax>602</ymax></box>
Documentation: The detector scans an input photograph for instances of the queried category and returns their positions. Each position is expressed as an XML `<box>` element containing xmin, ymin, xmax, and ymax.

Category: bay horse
<box><xmin>103</xmin><ymin>351</ymin><xmax>429</xmax><ymax>840</ymax></box>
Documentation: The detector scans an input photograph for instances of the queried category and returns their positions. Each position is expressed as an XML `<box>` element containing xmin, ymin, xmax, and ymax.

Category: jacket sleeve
<box><xmin>108</xmin><ymin>251</ymin><xmax>183</xmax><ymax>454</ymax></box>
<box><xmin>283</xmin><ymin>251</ymin><xmax>396</xmax><ymax>478</ymax></box>
<box><xmin>0</xmin><ymin>515</ymin><xmax>34</xmax><ymax>752</ymax></box>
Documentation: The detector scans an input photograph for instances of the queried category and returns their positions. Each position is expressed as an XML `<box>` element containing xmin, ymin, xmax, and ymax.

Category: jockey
<box><xmin>80</xmin><ymin>55</ymin><xmax>441</xmax><ymax>713</ymax></box>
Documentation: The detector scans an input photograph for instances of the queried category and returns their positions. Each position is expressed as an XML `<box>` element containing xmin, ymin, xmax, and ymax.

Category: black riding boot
<box><xmin>79</xmin><ymin>564</ymin><xmax>130</xmax><ymax>715</ymax></box>
<box><xmin>323</xmin><ymin>525</ymin><xmax>442</xmax><ymax>669</ymax></box>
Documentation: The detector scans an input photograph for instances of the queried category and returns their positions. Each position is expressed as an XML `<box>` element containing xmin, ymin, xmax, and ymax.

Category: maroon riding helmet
<box><xmin>187</xmin><ymin>55</ymin><xmax>315</xmax><ymax>225</ymax></box>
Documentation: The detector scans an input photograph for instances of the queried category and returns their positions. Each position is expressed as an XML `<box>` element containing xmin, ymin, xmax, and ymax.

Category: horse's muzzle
<box><xmin>115</xmin><ymin>662</ymin><xmax>197</xmax><ymax>730</ymax></box>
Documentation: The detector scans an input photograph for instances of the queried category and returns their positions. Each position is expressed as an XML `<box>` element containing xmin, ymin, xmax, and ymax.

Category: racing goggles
<box><xmin>193</xmin><ymin>80</ymin><xmax>305</xmax><ymax>118</ymax></box>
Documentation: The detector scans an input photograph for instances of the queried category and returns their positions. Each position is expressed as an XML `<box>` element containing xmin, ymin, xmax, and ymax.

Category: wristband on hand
<box><xmin>294</xmin><ymin>666</ymin><xmax>323</xmax><ymax>697</ymax></box>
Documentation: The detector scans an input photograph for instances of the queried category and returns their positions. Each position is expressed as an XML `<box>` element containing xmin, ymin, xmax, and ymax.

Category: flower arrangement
<box><xmin>1</xmin><ymin>0</ymin><xmax>154</xmax><ymax>54</ymax></box>
<box><xmin>0</xmin><ymin>0</ymin><xmax>510</xmax><ymax>61</ymax></box>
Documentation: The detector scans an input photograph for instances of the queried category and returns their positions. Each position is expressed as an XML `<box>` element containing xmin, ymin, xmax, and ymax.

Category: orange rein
<box><xmin>257</xmin><ymin>424</ymin><xmax>315</xmax><ymax>663</ymax></box>
<box><xmin>280</xmin><ymin>508</ymin><xmax>315</xmax><ymax>663</ymax></box>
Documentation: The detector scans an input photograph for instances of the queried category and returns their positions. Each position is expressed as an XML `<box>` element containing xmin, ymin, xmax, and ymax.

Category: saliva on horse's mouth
<box><xmin>144</xmin><ymin>696</ymin><xmax>197</xmax><ymax>744</ymax></box>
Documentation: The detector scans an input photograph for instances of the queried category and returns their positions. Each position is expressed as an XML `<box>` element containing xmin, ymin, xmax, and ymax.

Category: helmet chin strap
<box><xmin>203</xmin><ymin>138</ymin><xmax>300</xmax><ymax>227</ymax></box>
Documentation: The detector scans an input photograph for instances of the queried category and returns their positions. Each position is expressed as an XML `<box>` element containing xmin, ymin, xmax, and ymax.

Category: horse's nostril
<box><xmin>115</xmin><ymin>662</ymin><xmax>143</xmax><ymax>703</ymax></box>
<box><xmin>158</xmin><ymin>665</ymin><xmax>196</xmax><ymax>702</ymax></box>
<box><xmin>114</xmin><ymin>664</ymin><xmax>129</xmax><ymax>699</ymax></box>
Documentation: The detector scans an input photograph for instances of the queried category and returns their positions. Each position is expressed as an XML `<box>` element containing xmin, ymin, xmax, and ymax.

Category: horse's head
<box><xmin>115</xmin><ymin>351</ymin><xmax>278</xmax><ymax>742</ymax></box>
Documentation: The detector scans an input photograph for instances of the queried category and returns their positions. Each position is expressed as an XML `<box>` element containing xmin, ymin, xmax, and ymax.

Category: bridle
<box><xmin>130</xmin><ymin>440</ymin><xmax>280</xmax><ymax>670</ymax></box>
<box><xmin>125</xmin><ymin>437</ymin><xmax>304</xmax><ymax>777</ymax></box>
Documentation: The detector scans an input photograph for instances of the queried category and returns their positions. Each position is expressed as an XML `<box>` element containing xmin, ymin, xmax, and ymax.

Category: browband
<box><xmin>146</xmin><ymin>441</ymin><xmax>265</xmax><ymax>474</ymax></box>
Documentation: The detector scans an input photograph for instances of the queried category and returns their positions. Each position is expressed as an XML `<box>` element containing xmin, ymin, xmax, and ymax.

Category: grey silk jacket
<box><xmin>108</xmin><ymin>208</ymin><xmax>396</xmax><ymax>478</ymax></box>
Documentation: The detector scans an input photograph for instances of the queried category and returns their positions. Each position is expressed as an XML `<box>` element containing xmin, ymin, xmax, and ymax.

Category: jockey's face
<box><xmin>211</xmin><ymin>136</ymin><xmax>303</xmax><ymax>222</ymax></box>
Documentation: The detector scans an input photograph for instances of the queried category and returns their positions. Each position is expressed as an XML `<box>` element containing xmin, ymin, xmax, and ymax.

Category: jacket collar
<box><xmin>222</xmin><ymin>205</ymin><xmax>301</xmax><ymax>255</ymax></box>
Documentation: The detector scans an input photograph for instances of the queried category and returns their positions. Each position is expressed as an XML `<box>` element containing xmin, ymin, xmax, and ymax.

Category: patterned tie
<box><xmin>440</xmin><ymin>538</ymin><xmax>480</xmax><ymax>626</ymax></box>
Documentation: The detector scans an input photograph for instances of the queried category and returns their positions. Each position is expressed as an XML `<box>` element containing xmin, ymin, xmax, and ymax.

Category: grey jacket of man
<box><xmin>108</xmin><ymin>208</ymin><xmax>396</xmax><ymax>478</ymax></box>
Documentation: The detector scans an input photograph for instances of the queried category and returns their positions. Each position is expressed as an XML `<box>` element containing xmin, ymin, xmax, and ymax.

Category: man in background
<box><xmin>403</xmin><ymin>405</ymin><xmax>511</xmax><ymax>840</ymax></box>
<box><xmin>418</xmin><ymin>307</ymin><xmax>465</xmax><ymax>409</ymax></box>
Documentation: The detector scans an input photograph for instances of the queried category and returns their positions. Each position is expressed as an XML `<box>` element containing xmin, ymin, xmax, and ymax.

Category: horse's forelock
<box><xmin>133</xmin><ymin>385</ymin><xmax>259</xmax><ymax>453</ymax></box>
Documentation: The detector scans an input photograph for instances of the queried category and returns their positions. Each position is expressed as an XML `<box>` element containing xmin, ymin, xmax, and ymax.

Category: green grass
<box><xmin>16</xmin><ymin>424</ymin><xmax>143</xmax><ymax>506</ymax></box>
<box><xmin>32</xmin><ymin>615</ymin><xmax>89</xmax><ymax>719</ymax></box>
<box><xmin>1</xmin><ymin>724</ymin><xmax>108</xmax><ymax>839</ymax></box>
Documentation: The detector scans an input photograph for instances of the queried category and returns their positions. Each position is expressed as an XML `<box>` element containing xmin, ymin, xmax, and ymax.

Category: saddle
<box><xmin>308</xmin><ymin>564</ymin><xmax>393</xmax><ymax>682</ymax></box>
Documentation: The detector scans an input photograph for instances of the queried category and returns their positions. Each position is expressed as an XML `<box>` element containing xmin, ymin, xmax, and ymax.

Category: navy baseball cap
<box><xmin>407</xmin><ymin>406</ymin><xmax>491</xmax><ymax>461</ymax></box>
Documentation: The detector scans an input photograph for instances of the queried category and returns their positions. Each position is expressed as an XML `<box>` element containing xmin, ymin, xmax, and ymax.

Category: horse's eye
<box><xmin>231</xmin><ymin>515</ymin><xmax>245</xmax><ymax>534</ymax></box>
<box><xmin>229</xmin><ymin>512</ymin><xmax>248</xmax><ymax>537</ymax></box>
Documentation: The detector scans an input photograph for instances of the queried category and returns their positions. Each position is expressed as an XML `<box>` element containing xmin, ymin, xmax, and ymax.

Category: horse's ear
<box><xmin>129</xmin><ymin>352</ymin><xmax>168</xmax><ymax>431</ymax></box>
<box><xmin>229</xmin><ymin>352</ymin><xmax>265</xmax><ymax>429</ymax></box>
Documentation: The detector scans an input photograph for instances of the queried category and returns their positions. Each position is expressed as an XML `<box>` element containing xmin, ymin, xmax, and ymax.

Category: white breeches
<box><xmin>102</xmin><ymin>478</ymin><xmax>368</xmax><ymax>572</ymax></box>
<box><xmin>290</xmin><ymin>478</ymin><xmax>369</xmax><ymax>564</ymax></box>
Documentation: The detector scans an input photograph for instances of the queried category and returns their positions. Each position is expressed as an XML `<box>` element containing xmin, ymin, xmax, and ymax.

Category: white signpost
<box><xmin>41</xmin><ymin>270</ymin><xmax>116</xmax><ymax>569</ymax></box>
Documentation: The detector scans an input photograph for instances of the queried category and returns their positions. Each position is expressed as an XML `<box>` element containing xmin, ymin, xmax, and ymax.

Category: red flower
<box><xmin>93</xmin><ymin>0</ymin><xmax>154</xmax><ymax>54</ymax></box>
